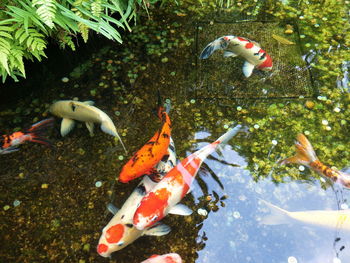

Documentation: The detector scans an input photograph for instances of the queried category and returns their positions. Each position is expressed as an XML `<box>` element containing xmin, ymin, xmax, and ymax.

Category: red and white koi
<box><xmin>280</xmin><ymin>133</ymin><xmax>350</xmax><ymax>189</ymax></box>
<box><xmin>199</xmin><ymin>35</ymin><xmax>273</xmax><ymax>77</ymax></box>
<box><xmin>0</xmin><ymin>118</ymin><xmax>54</xmax><ymax>154</ymax></box>
<box><xmin>97</xmin><ymin>138</ymin><xmax>176</xmax><ymax>257</ymax></box>
<box><xmin>141</xmin><ymin>253</ymin><xmax>182</xmax><ymax>263</ymax></box>
<box><xmin>133</xmin><ymin>125</ymin><xmax>241</xmax><ymax>230</ymax></box>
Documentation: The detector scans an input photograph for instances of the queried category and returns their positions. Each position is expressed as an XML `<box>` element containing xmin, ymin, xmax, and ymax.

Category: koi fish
<box><xmin>260</xmin><ymin>199</ymin><xmax>350</xmax><ymax>232</ymax></box>
<box><xmin>49</xmin><ymin>100</ymin><xmax>126</xmax><ymax>153</ymax></box>
<box><xmin>118</xmin><ymin>103</ymin><xmax>172</xmax><ymax>183</ymax></box>
<box><xmin>199</xmin><ymin>35</ymin><xmax>273</xmax><ymax>77</ymax></box>
<box><xmin>0</xmin><ymin>118</ymin><xmax>54</xmax><ymax>154</ymax></box>
<box><xmin>141</xmin><ymin>253</ymin><xmax>182</xmax><ymax>263</ymax></box>
<box><xmin>133</xmin><ymin>125</ymin><xmax>241</xmax><ymax>230</ymax></box>
<box><xmin>280</xmin><ymin>134</ymin><xmax>350</xmax><ymax>189</ymax></box>
<box><xmin>97</xmin><ymin>138</ymin><xmax>176</xmax><ymax>257</ymax></box>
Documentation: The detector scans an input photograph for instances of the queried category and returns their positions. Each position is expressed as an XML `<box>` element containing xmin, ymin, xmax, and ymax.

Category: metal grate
<box><xmin>193</xmin><ymin>21</ymin><xmax>316</xmax><ymax>99</ymax></box>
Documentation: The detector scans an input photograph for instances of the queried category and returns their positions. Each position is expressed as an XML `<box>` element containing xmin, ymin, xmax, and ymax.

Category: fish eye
<box><xmin>117</xmin><ymin>241</ymin><xmax>124</xmax><ymax>246</ymax></box>
<box><xmin>151</xmin><ymin>215</ymin><xmax>158</xmax><ymax>221</ymax></box>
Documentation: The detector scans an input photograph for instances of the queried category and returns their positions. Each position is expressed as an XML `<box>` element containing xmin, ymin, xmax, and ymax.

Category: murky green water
<box><xmin>0</xmin><ymin>3</ymin><xmax>349</xmax><ymax>263</ymax></box>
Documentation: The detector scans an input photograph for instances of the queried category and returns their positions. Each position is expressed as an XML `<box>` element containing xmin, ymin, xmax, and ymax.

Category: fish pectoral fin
<box><xmin>223</xmin><ymin>51</ymin><xmax>238</xmax><ymax>58</ymax></box>
<box><xmin>169</xmin><ymin>204</ymin><xmax>193</xmax><ymax>216</ymax></box>
<box><xmin>106</xmin><ymin>203</ymin><xmax>119</xmax><ymax>215</ymax></box>
<box><xmin>60</xmin><ymin>118</ymin><xmax>75</xmax><ymax>137</ymax></box>
<box><xmin>85</xmin><ymin>122</ymin><xmax>94</xmax><ymax>136</ymax></box>
<box><xmin>242</xmin><ymin>61</ymin><xmax>255</xmax><ymax>78</ymax></box>
<box><xmin>83</xmin><ymin>100</ymin><xmax>95</xmax><ymax>106</ymax></box>
<box><xmin>143</xmin><ymin>176</ymin><xmax>157</xmax><ymax>192</ymax></box>
<box><xmin>0</xmin><ymin>146</ymin><xmax>20</xmax><ymax>154</ymax></box>
<box><xmin>143</xmin><ymin>223</ymin><xmax>171</xmax><ymax>236</ymax></box>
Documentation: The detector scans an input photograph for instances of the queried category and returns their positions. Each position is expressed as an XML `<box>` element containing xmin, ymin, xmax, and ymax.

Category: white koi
<box><xmin>49</xmin><ymin>100</ymin><xmax>126</xmax><ymax>153</ymax></box>
<box><xmin>261</xmin><ymin>200</ymin><xmax>350</xmax><ymax>232</ymax></box>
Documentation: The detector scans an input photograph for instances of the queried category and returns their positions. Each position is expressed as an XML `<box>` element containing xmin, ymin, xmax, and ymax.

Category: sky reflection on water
<box><xmin>189</xmin><ymin>132</ymin><xmax>350</xmax><ymax>263</ymax></box>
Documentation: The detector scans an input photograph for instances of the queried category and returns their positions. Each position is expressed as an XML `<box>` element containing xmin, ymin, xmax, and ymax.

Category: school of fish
<box><xmin>2</xmin><ymin>32</ymin><xmax>349</xmax><ymax>262</ymax></box>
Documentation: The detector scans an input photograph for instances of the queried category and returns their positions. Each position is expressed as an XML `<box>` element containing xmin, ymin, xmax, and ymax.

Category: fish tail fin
<box><xmin>215</xmin><ymin>124</ymin><xmax>242</xmax><ymax>145</ymax></box>
<box><xmin>195</xmin><ymin>124</ymin><xmax>241</xmax><ymax>161</ymax></box>
<box><xmin>279</xmin><ymin>133</ymin><xmax>318</xmax><ymax>166</ymax></box>
<box><xmin>26</xmin><ymin>118</ymin><xmax>54</xmax><ymax>147</ymax></box>
<box><xmin>260</xmin><ymin>199</ymin><xmax>290</xmax><ymax>225</ymax></box>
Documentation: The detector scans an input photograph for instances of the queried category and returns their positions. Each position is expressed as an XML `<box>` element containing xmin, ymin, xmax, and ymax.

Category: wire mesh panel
<box><xmin>194</xmin><ymin>21</ymin><xmax>315</xmax><ymax>99</ymax></box>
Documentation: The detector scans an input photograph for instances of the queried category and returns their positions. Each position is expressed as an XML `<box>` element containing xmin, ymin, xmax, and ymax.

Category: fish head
<box><xmin>223</xmin><ymin>36</ymin><xmax>235</xmax><ymax>42</ymax></box>
<box><xmin>49</xmin><ymin>100</ymin><xmax>76</xmax><ymax>118</ymax></box>
<box><xmin>97</xmin><ymin>223</ymin><xmax>132</xmax><ymax>257</ymax></box>
<box><xmin>133</xmin><ymin>188</ymin><xmax>171</xmax><ymax>230</ymax></box>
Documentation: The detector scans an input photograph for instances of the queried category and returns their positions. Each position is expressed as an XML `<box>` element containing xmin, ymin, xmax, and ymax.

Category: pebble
<box><xmin>61</xmin><ymin>77</ymin><xmax>69</xmax><ymax>83</ymax></box>
<box><xmin>272</xmin><ymin>140</ymin><xmax>278</xmax><ymax>145</ymax></box>
<box><xmin>254</xmin><ymin>124</ymin><xmax>260</xmax><ymax>129</ymax></box>
<box><xmin>334</xmin><ymin>107</ymin><xmax>341</xmax><ymax>112</ymax></box>
<box><xmin>233</xmin><ymin>211</ymin><xmax>240</xmax><ymax>218</ymax></box>
<box><xmin>41</xmin><ymin>183</ymin><xmax>49</xmax><ymax>189</ymax></box>
<box><xmin>326</xmin><ymin>126</ymin><xmax>331</xmax><ymax>131</ymax></box>
<box><xmin>340</xmin><ymin>203</ymin><xmax>348</xmax><ymax>210</ymax></box>
<box><xmin>304</xmin><ymin>130</ymin><xmax>310</xmax><ymax>135</ymax></box>
<box><xmin>288</xmin><ymin>256</ymin><xmax>298</xmax><ymax>263</ymax></box>
<box><xmin>197</xmin><ymin>208</ymin><xmax>208</xmax><ymax>216</ymax></box>
<box><xmin>321</xmin><ymin>119</ymin><xmax>328</xmax><ymax>125</ymax></box>
<box><xmin>236</xmin><ymin>106</ymin><xmax>242</xmax><ymax>111</ymax></box>
<box><xmin>13</xmin><ymin>200</ymin><xmax>21</xmax><ymax>207</ymax></box>
<box><xmin>298</xmin><ymin>165</ymin><xmax>305</xmax><ymax>171</ymax></box>
<box><xmin>3</xmin><ymin>205</ymin><xmax>10</xmax><ymax>211</ymax></box>
<box><xmin>95</xmin><ymin>181</ymin><xmax>102</xmax><ymax>188</ymax></box>
<box><xmin>190</xmin><ymin>99</ymin><xmax>196</xmax><ymax>104</ymax></box>
<box><xmin>224</xmin><ymin>124</ymin><xmax>229</xmax><ymax>129</ymax></box>
<box><xmin>118</xmin><ymin>155</ymin><xmax>124</xmax><ymax>161</ymax></box>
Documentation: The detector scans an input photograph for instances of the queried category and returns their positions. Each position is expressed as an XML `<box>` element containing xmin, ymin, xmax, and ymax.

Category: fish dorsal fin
<box><xmin>251</xmin><ymin>40</ymin><xmax>260</xmax><ymax>47</ymax></box>
<box><xmin>85</xmin><ymin>122</ymin><xmax>94</xmax><ymax>136</ymax></box>
<box><xmin>223</xmin><ymin>51</ymin><xmax>238</xmax><ymax>58</ymax></box>
<box><xmin>83</xmin><ymin>100</ymin><xmax>95</xmax><ymax>106</ymax></box>
<box><xmin>169</xmin><ymin>204</ymin><xmax>193</xmax><ymax>216</ymax></box>
<box><xmin>242</xmin><ymin>61</ymin><xmax>255</xmax><ymax>77</ymax></box>
<box><xmin>60</xmin><ymin>118</ymin><xmax>75</xmax><ymax>137</ymax></box>
<box><xmin>143</xmin><ymin>223</ymin><xmax>171</xmax><ymax>236</ymax></box>
<box><xmin>107</xmin><ymin>203</ymin><xmax>119</xmax><ymax>215</ymax></box>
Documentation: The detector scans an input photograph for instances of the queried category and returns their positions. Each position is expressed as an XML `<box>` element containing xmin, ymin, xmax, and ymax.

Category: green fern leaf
<box><xmin>9</xmin><ymin>46</ymin><xmax>26</xmax><ymax>77</ymax></box>
<box><xmin>32</xmin><ymin>0</ymin><xmax>57</xmax><ymax>29</ymax></box>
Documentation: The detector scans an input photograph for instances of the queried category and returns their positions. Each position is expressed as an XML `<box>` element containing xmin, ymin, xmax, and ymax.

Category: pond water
<box><xmin>0</xmin><ymin>7</ymin><xmax>349</xmax><ymax>263</ymax></box>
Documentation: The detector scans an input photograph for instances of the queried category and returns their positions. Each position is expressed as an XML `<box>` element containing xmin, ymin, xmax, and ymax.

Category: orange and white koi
<box><xmin>141</xmin><ymin>253</ymin><xmax>182</xmax><ymax>263</ymax></box>
<box><xmin>280</xmin><ymin>133</ymin><xmax>350</xmax><ymax>189</ymax></box>
<box><xmin>133</xmin><ymin>125</ymin><xmax>241</xmax><ymax>230</ymax></box>
<box><xmin>0</xmin><ymin>118</ymin><xmax>54</xmax><ymax>154</ymax></box>
<box><xmin>97</xmin><ymin>138</ymin><xmax>176</xmax><ymax>257</ymax></box>
<box><xmin>119</xmin><ymin>105</ymin><xmax>172</xmax><ymax>183</ymax></box>
<box><xmin>199</xmin><ymin>35</ymin><xmax>273</xmax><ymax>77</ymax></box>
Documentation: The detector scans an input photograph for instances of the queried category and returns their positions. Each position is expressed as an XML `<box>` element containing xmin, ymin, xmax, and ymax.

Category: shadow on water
<box><xmin>0</xmin><ymin>6</ymin><xmax>349</xmax><ymax>263</ymax></box>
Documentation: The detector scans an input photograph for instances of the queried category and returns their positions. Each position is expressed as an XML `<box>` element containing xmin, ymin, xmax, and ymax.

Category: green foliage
<box><xmin>0</xmin><ymin>0</ymin><xmax>160</xmax><ymax>83</ymax></box>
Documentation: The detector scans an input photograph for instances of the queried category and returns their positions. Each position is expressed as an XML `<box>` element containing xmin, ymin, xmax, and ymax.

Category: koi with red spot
<box><xmin>280</xmin><ymin>133</ymin><xmax>350</xmax><ymax>189</ymax></box>
<box><xmin>119</xmin><ymin>104</ymin><xmax>172</xmax><ymax>183</ymax></box>
<box><xmin>97</xmin><ymin>138</ymin><xmax>176</xmax><ymax>257</ymax></box>
<box><xmin>133</xmin><ymin>125</ymin><xmax>241</xmax><ymax>230</ymax></box>
<box><xmin>199</xmin><ymin>35</ymin><xmax>273</xmax><ymax>77</ymax></box>
<box><xmin>0</xmin><ymin>118</ymin><xmax>54</xmax><ymax>154</ymax></box>
<box><xmin>141</xmin><ymin>253</ymin><xmax>183</xmax><ymax>263</ymax></box>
